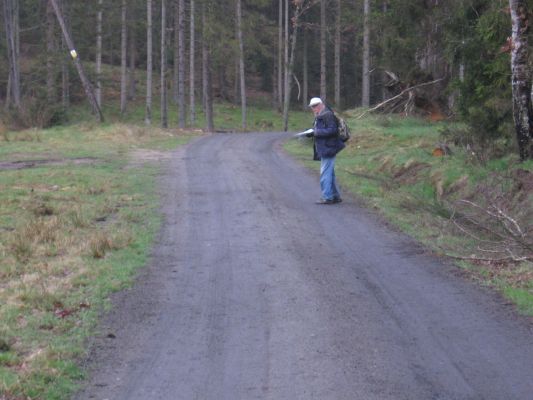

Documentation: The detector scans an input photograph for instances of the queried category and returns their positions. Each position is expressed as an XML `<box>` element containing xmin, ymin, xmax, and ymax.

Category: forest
<box><xmin>2</xmin><ymin>2</ymin><xmax>533</xmax><ymax>399</ymax></box>
<box><xmin>1</xmin><ymin>0</ymin><xmax>533</xmax><ymax>159</ymax></box>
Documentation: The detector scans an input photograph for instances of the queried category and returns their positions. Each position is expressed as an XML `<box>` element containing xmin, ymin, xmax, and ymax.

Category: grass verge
<box><xmin>284</xmin><ymin>112</ymin><xmax>533</xmax><ymax>316</ymax></box>
<box><xmin>0</xmin><ymin>123</ymin><xmax>195</xmax><ymax>399</ymax></box>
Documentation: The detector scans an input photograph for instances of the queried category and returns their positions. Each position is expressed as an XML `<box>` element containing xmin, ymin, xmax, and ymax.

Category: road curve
<box><xmin>75</xmin><ymin>132</ymin><xmax>533</xmax><ymax>400</ymax></box>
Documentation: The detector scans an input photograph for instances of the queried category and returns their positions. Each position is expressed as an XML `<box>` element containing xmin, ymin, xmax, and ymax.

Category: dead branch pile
<box><xmin>357</xmin><ymin>71</ymin><xmax>447</xmax><ymax>119</ymax></box>
<box><xmin>449</xmin><ymin>171</ymin><xmax>533</xmax><ymax>262</ymax></box>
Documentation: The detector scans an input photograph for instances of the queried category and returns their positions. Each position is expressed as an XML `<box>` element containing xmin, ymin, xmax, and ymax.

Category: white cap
<box><xmin>308</xmin><ymin>97</ymin><xmax>323</xmax><ymax>107</ymax></box>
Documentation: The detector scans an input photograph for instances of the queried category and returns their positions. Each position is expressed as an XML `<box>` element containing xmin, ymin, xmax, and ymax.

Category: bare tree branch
<box><xmin>356</xmin><ymin>78</ymin><xmax>445</xmax><ymax>119</ymax></box>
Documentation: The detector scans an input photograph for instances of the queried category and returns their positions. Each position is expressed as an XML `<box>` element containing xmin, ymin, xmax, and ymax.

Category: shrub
<box><xmin>2</xmin><ymin>97</ymin><xmax>68</xmax><ymax>130</ymax></box>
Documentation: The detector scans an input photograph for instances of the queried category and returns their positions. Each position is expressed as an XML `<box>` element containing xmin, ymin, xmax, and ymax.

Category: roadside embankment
<box><xmin>285</xmin><ymin>112</ymin><xmax>533</xmax><ymax>316</ymax></box>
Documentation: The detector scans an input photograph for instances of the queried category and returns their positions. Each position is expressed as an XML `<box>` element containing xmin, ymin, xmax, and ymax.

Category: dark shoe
<box><xmin>332</xmin><ymin>197</ymin><xmax>342</xmax><ymax>203</ymax></box>
<box><xmin>316</xmin><ymin>198</ymin><xmax>335</xmax><ymax>205</ymax></box>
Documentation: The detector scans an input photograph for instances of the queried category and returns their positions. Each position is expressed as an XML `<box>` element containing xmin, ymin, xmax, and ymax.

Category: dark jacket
<box><xmin>313</xmin><ymin>107</ymin><xmax>345</xmax><ymax>160</ymax></box>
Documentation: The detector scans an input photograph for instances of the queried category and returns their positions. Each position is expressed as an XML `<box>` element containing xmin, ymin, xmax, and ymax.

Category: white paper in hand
<box><xmin>294</xmin><ymin>128</ymin><xmax>314</xmax><ymax>138</ymax></box>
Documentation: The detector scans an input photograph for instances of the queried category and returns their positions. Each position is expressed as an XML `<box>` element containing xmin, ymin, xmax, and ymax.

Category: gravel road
<box><xmin>75</xmin><ymin>132</ymin><xmax>533</xmax><ymax>400</ymax></box>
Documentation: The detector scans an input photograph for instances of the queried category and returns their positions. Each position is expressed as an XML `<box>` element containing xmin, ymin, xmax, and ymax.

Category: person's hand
<box><xmin>304</xmin><ymin>128</ymin><xmax>314</xmax><ymax>137</ymax></box>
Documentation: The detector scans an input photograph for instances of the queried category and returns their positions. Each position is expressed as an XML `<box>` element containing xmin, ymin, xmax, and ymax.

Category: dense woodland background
<box><xmin>1</xmin><ymin>0</ymin><xmax>533</xmax><ymax>159</ymax></box>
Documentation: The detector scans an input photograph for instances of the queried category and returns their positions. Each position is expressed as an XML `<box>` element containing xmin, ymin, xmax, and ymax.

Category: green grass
<box><xmin>504</xmin><ymin>287</ymin><xmax>533</xmax><ymax>315</ymax></box>
<box><xmin>285</xmin><ymin>111</ymin><xmax>533</xmax><ymax>316</ymax></box>
<box><xmin>0</xmin><ymin>122</ymin><xmax>192</xmax><ymax>399</ymax></box>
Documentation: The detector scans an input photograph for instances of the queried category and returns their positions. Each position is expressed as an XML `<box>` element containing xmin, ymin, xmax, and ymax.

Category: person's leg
<box><xmin>320</xmin><ymin>157</ymin><xmax>336</xmax><ymax>200</ymax></box>
<box><xmin>331</xmin><ymin>167</ymin><xmax>341</xmax><ymax>200</ymax></box>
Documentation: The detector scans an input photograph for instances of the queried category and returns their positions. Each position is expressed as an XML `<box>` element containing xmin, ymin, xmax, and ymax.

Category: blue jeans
<box><xmin>320</xmin><ymin>156</ymin><xmax>341</xmax><ymax>200</ymax></box>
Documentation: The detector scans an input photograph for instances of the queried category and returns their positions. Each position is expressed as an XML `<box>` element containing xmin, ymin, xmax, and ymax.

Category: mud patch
<box><xmin>0</xmin><ymin>157</ymin><xmax>99</xmax><ymax>171</ymax></box>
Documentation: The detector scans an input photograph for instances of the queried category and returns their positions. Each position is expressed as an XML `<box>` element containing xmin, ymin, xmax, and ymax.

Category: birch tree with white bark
<box><xmin>509</xmin><ymin>0</ymin><xmax>533</xmax><ymax>160</ymax></box>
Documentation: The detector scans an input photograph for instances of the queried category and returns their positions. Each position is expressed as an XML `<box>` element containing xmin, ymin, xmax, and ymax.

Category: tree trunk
<box><xmin>96</xmin><ymin>0</ymin><xmax>103</xmax><ymax>107</ymax></box>
<box><xmin>60</xmin><ymin>0</ymin><xmax>69</xmax><ymax>109</ymax></box>
<box><xmin>283</xmin><ymin>0</ymin><xmax>289</xmax><ymax>114</ymax></box>
<box><xmin>161</xmin><ymin>0</ymin><xmax>168</xmax><ymax>128</ymax></box>
<box><xmin>173</xmin><ymin>0</ymin><xmax>179</xmax><ymax>104</ymax></box>
<box><xmin>320</xmin><ymin>0</ymin><xmax>326</xmax><ymax>100</ymax></box>
<box><xmin>334</xmin><ymin>0</ymin><xmax>341</xmax><ymax>108</ymax></box>
<box><xmin>5</xmin><ymin>73</ymin><xmax>11</xmax><ymax>110</ymax></box>
<box><xmin>146</xmin><ymin>0</ymin><xmax>153</xmax><ymax>125</ymax></box>
<box><xmin>234</xmin><ymin>60</ymin><xmax>239</xmax><ymax>103</ymax></box>
<box><xmin>202</xmin><ymin>5</ymin><xmax>214</xmax><ymax>132</ymax></box>
<box><xmin>282</xmin><ymin>2</ymin><xmax>303</xmax><ymax>131</ymax></box>
<box><xmin>120</xmin><ymin>0</ymin><xmax>128</xmax><ymax>114</ymax></box>
<box><xmin>217</xmin><ymin>65</ymin><xmax>229</xmax><ymax>101</ymax></box>
<box><xmin>272</xmin><ymin>61</ymin><xmax>277</xmax><ymax>108</ymax></box>
<box><xmin>302</xmin><ymin>26</ymin><xmax>308</xmax><ymax>110</ymax></box>
<box><xmin>128</xmin><ymin>18</ymin><xmax>137</xmax><ymax>100</ymax></box>
<box><xmin>277</xmin><ymin>0</ymin><xmax>283</xmax><ymax>110</ymax></box>
<box><xmin>509</xmin><ymin>0</ymin><xmax>533</xmax><ymax>160</ymax></box>
<box><xmin>3</xmin><ymin>0</ymin><xmax>21</xmax><ymax>110</ymax></box>
<box><xmin>46</xmin><ymin>0</ymin><xmax>57</xmax><ymax>103</ymax></box>
<box><xmin>362</xmin><ymin>0</ymin><xmax>370</xmax><ymax>107</ymax></box>
<box><xmin>49</xmin><ymin>0</ymin><xmax>103</xmax><ymax>122</ymax></box>
<box><xmin>418</xmin><ymin>0</ymin><xmax>441</xmax><ymax>79</ymax></box>
<box><xmin>177</xmin><ymin>0</ymin><xmax>186</xmax><ymax>128</ymax></box>
<box><xmin>61</xmin><ymin>33</ymin><xmax>69</xmax><ymax>109</ymax></box>
<box><xmin>189</xmin><ymin>0</ymin><xmax>196</xmax><ymax>125</ymax></box>
<box><xmin>236</xmin><ymin>0</ymin><xmax>246</xmax><ymax>130</ymax></box>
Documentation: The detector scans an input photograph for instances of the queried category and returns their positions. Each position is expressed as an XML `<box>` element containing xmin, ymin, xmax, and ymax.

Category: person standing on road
<box><xmin>305</xmin><ymin>97</ymin><xmax>345</xmax><ymax>204</ymax></box>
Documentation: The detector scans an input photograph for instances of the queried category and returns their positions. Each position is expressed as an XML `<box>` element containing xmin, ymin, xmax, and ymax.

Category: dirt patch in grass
<box><xmin>0</xmin><ymin>157</ymin><xmax>99</xmax><ymax>171</ymax></box>
<box><xmin>127</xmin><ymin>149</ymin><xmax>173</xmax><ymax>168</ymax></box>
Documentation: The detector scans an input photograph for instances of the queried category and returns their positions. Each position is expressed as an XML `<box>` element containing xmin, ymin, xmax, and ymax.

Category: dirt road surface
<box><xmin>75</xmin><ymin>133</ymin><xmax>533</xmax><ymax>400</ymax></box>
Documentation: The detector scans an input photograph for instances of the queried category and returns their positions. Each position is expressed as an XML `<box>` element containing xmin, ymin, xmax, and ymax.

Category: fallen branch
<box><xmin>450</xmin><ymin>198</ymin><xmax>533</xmax><ymax>263</ymax></box>
<box><xmin>293</xmin><ymin>73</ymin><xmax>301</xmax><ymax>101</ymax></box>
<box><xmin>356</xmin><ymin>78</ymin><xmax>445</xmax><ymax>119</ymax></box>
<box><xmin>457</xmin><ymin>199</ymin><xmax>533</xmax><ymax>252</ymax></box>
<box><xmin>451</xmin><ymin>218</ymin><xmax>503</xmax><ymax>245</ymax></box>
<box><xmin>445</xmin><ymin>253</ymin><xmax>532</xmax><ymax>263</ymax></box>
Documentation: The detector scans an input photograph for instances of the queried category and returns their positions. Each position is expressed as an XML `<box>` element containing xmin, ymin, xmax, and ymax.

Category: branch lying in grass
<box><xmin>356</xmin><ymin>78</ymin><xmax>445</xmax><ymax>119</ymax></box>
<box><xmin>446</xmin><ymin>253</ymin><xmax>532</xmax><ymax>263</ymax></box>
<box><xmin>450</xmin><ymin>198</ymin><xmax>533</xmax><ymax>263</ymax></box>
<box><xmin>457</xmin><ymin>200</ymin><xmax>533</xmax><ymax>253</ymax></box>
<box><xmin>458</xmin><ymin>200</ymin><xmax>526</xmax><ymax>239</ymax></box>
